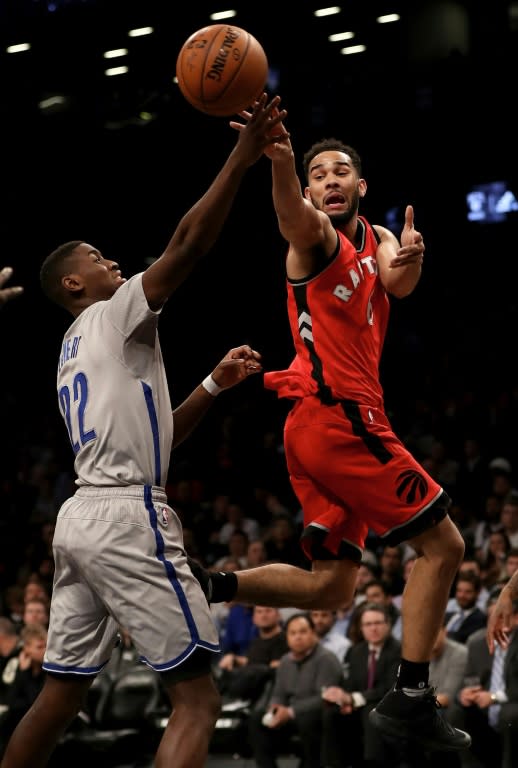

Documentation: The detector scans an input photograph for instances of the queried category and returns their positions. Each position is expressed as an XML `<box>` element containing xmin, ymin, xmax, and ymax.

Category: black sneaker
<box><xmin>186</xmin><ymin>556</ymin><xmax>212</xmax><ymax>603</ymax></box>
<box><xmin>369</xmin><ymin>686</ymin><xmax>471</xmax><ymax>752</ymax></box>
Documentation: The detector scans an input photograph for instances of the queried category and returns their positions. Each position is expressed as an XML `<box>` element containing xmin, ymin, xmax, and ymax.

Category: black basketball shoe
<box><xmin>369</xmin><ymin>686</ymin><xmax>471</xmax><ymax>752</ymax></box>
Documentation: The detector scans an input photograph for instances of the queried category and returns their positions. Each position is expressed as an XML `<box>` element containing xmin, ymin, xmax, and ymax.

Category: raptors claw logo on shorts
<box><xmin>396</xmin><ymin>470</ymin><xmax>428</xmax><ymax>504</ymax></box>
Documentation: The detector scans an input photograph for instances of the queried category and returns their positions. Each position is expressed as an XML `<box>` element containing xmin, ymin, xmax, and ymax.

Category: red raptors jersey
<box><xmin>265</xmin><ymin>216</ymin><xmax>387</xmax><ymax>408</ymax></box>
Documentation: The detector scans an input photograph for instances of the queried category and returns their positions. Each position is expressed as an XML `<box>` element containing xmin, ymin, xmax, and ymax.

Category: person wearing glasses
<box><xmin>321</xmin><ymin>602</ymin><xmax>401</xmax><ymax>768</ymax></box>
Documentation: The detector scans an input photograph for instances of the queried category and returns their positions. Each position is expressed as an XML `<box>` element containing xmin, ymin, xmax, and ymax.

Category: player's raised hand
<box><xmin>390</xmin><ymin>205</ymin><xmax>425</xmax><ymax>268</ymax></box>
<box><xmin>0</xmin><ymin>266</ymin><xmax>23</xmax><ymax>307</ymax></box>
<box><xmin>230</xmin><ymin>95</ymin><xmax>289</xmax><ymax>158</ymax></box>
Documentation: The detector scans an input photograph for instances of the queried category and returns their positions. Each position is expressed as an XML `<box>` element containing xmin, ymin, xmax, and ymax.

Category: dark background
<box><xmin>1</xmin><ymin>0</ymin><xmax>517</xmax><ymax>471</ymax></box>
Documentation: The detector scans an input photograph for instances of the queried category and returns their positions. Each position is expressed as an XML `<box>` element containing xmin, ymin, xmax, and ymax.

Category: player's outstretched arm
<box><xmin>0</xmin><ymin>267</ymin><xmax>23</xmax><ymax>307</ymax></box>
<box><xmin>231</xmin><ymin>101</ymin><xmax>323</xmax><ymax>251</ymax></box>
<box><xmin>487</xmin><ymin>571</ymin><xmax>518</xmax><ymax>653</ymax></box>
<box><xmin>142</xmin><ymin>95</ymin><xmax>286</xmax><ymax>310</ymax></box>
<box><xmin>171</xmin><ymin>344</ymin><xmax>262</xmax><ymax>449</ymax></box>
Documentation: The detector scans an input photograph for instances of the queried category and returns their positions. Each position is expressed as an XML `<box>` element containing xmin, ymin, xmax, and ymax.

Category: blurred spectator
<box><xmin>214</xmin><ymin>529</ymin><xmax>250</xmax><ymax>570</ymax></box>
<box><xmin>321</xmin><ymin>602</ymin><xmax>402</xmax><ymax>768</ymax></box>
<box><xmin>309</xmin><ymin>610</ymin><xmax>351</xmax><ymax>664</ymax></box>
<box><xmin>422</xmin><ymin>438</ymin><xmax>459</xmax><ymax>499</ymax></box>
<box><xmin>363</xmin><ymin>579</ymin><xmax>402</xmax><ymax>641</ymax></box>
<box><xmin>249</xmin><ymin>612</ymin><xmax>343</xmax><ymax>768</ymax></box>
<box><xmin>263</xmin><ymin>515</ymin><xmax>305</xmax><ymax>568</ymax></box>
<box><xmin>22</xmin><ymin>577</ymin><xmax>50</xmax><ymax>608</ymax></box>
<box><xmin>219</xmin><ymin>603</ymin><xmax>258</xmax><ymax>660</ymax></box>
<box><xmin>22</xmin><ymin>598</ymin><xmax>49</xmax><ymax>630</ymax></box>
<box><xmin>489</xmin><ymin>461</ymin><xmax>515</xmax><ymax>506</ymax></box>
<box><xmin>218</xmin><ymin>500</ymin><xmax>260</xmax><ymax>548</ymax></box>
<box><xmin>445</xmin><ymin>572</ymin><xmax>487</xmax><ymax>644</ymax></box>
<box><xmin>500</xmin><ymin>490</ymin><xmax>518</xmax><ymax>548</ymax></box>
<box><xmin>332</xmin><ymin>595</ymin><xmax>356</xmax><ymax>639</ymax></box>
<box><xmin>376</xmin><ymin>543</ymin><xmax>406</xmax><ymax>598</ymax></box>
<box><xmin>446</xmin><ymin>557</ymin><xmax>489</xmax><ymax>615</ymax></box>
<box><xmin>245</xmin><ymin>539</ymin><xmax>268</xmax><ymax>569</ymax></box>
<box><xmin>429</xmin><ymin>619</ymin><xmax>468</xmax><ymax>723</ymax></box>
<box><xmin>473</xmin><ymin>493</ymin><xmax>504</xmax><ymax>560</ymax></box>
<box><xmin>354</xmin><ymin>562</ymin><xmax>380</xmax><ymax>601</ymax></box>
<box><xmin>217</xmin><ymin>606</ymin><xmax>288</xmax><ymax>705</ymax></box>
<box><xmin>479</xmin><ymin>529</ymin><xmax>512</xmax><ymax>591</ymax></box>
<box><xmin>455</xmin><ymin>597</ymin><xmax>518</xmax><ymax>768</ymax></box>
<box><xmin>0</xmin><ymin>620</ymin><xmax>22</xmax><ymax>712</ymax></box>
<box><xmin>1</xmin><ymin>588</ymin><xmax>24</xmax><ymax>630</ymax></box>
<box><xmin>0</xmin><ymin>623</ymin><xmax>47</xmax><ymax>753</ymax></box>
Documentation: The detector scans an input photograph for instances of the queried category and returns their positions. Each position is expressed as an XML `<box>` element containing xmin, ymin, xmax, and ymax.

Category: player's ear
<box><xmin>62</xmin><ymin>273</ymin><xmax>83</xmax><ymax>294</ymax></box>
<box><xmin>358</xmin><ymin>178</ymin><xmax>367</xmax><ymax>198</ymax></box>
<box><xmin>304</xmin><ymin>186</ymin><xmax>312</xmax><ymax>200</ymax></box>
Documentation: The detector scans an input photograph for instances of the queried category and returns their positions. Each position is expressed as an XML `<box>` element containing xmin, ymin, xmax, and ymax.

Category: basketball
<box><xmin>176</xmin><ymin>24</ymin><xmax>269</xmax><ymax>117</ymax></box>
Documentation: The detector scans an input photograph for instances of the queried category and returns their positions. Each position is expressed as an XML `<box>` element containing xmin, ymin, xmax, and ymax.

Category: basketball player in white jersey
<box><xmin>0</xmin><ymin>94</ymin><xmax>288</xmax><ymax>768</ymax></box>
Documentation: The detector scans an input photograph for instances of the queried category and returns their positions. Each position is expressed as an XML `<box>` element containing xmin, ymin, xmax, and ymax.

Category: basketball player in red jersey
<box><xmin>196</xmin><ymin>120</ymin><xmax>471</xmax><ymax>752</ymax></box>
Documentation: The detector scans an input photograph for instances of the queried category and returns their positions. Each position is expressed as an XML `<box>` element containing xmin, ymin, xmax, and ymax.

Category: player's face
<box><xmin>69</xmin><ymin>242</ymin><xmax>127</xmax><ymax>300</ymax></box>
<box><xmin>305</xmin><ymin>150</ymin><xmax>365</xmax><ymax>226</ymax></box>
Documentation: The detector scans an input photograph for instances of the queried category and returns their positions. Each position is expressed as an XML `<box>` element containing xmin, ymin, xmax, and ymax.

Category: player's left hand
<box><xmin>211</xmin><ymin>344</ymin><xmax>262</xmax><ymax>390</ymax></box>
<box><xmin>390</xmin><ymin>205</ymin><xmax>425</xmax><ymax>268</ymax></box>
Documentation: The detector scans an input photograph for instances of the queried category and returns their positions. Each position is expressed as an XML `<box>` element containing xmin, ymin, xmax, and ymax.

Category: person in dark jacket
<box><xmin>249</xmin><ymin>612</ymin><xmax>343</xmax><ymax>768</ymax></box>
<box><xmin>321</xmin><ymin>603</ymin><xmax>402</xmax><ymax>768</ymax></box>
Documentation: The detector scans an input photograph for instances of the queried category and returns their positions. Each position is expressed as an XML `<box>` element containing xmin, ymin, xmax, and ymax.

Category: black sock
<box><xmin>395</xmin><ymin>659</ymin><xmax>430</xmax><ymax>691</ymax></box>
<box><xmin>208</xmin><ymin>571</ymin><xmax>238</xmax><ymax>603</ymax></box>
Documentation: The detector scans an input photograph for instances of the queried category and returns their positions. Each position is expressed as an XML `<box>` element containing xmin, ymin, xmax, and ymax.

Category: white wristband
<box><xmin>201</xmin><ymin>374</ymin><xmax>223</xmax><ymax>397</ymax></box>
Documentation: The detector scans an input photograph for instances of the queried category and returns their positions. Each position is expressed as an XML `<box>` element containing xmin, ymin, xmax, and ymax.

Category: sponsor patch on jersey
<box><xmin>161</xmin><ymin>507</ymin><xmax>169</xmax><ymax>527</ymax></box>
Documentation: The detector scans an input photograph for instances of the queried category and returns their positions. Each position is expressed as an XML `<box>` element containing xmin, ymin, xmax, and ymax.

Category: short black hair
<box><xmin>302</xmin><ymin>138</ymin><xmax>362</xmax><ymax>181</ymax></box>
<box><xmin>285</xmin><ymin>612</ymin><xmax>315</xmax><ymax>632</ymax></box>
<box><xmin>40</xmin><ymin>240</ymin><xmax>83</xmax><ymax>306</ymax></box>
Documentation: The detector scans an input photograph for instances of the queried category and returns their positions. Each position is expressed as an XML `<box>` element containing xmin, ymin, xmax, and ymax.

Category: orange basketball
<box><xmin>176</xmin><ymin>24</ymin><xmax>269</xmax><ymax>117</ymax></box>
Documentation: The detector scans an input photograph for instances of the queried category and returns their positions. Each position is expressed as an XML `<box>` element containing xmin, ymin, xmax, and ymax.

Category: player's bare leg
<box><xmin>156</xmin><ymin>674</ymin><xmax>220</xmax><ymax>768</ymax></box>
<box><xmin>370</xmin><ymin>516</ymin><xmax>471</xmax><ymax>752</ymax></box>
<box><xmin>223</xmin><ymin>559</ymin><xmax>357</xmax><ymax>610</ymax></box>
<box><xmin>402</xmin><ymin>516</ymin><xmax>465</xmax><ymax>660</ymax></box>
<box><xmin>0</xmin><ymin>675</ymin><xmax>93</xmax><ymax>768</ymax></box>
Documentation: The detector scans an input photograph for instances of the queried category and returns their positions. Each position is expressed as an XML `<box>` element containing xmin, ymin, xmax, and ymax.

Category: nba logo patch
<box><xmin>161</xmin><ymin>508</ymin><xmax>169</xmax><ymax>527</ymax></box>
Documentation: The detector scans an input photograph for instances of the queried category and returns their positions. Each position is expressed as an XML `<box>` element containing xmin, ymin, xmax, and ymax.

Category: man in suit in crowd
<box><xmin>320</xmin><ymin>602</ymin><xmax>402</xmax><ymax>768</ymax></box>
<box><xmin>455</xmin><ymin>593</ymin><xmax>518</xmax><ymax>768</ymax></box>
<box><xmin>309</xmin><ymin>609</ymin><xmax>351</xmax><ymax>664</ymax></box>
<box><xmin>445</xmin><ymin>572</ymin><xmax>487</xmax><ymax>645</ymax></box>
<box><xmin>425</xmin><ymin>617</ymin><xmax>469</xmax><ymax>768</ymax></box>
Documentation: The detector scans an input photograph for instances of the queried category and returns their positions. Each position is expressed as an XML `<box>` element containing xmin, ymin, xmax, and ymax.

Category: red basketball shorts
<box><xmin>283</xmin><ymin>397</ymin><xmax>448</xmax><ymax>563</ymax></box>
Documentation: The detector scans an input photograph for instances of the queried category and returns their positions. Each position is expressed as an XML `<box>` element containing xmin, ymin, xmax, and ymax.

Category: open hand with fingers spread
<box><xmin>0</xmin><ymin>266</ymin><xmax>23</xmax><ymax>307</ymax></box>
<box><xmin>230</xmin><ymin>94</ymin><xmax>290</xmax><ymax>160</ymax></box>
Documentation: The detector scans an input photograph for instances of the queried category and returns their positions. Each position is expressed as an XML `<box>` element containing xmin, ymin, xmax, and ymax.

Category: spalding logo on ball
<box><xmin>176</xmin><ymin>24</ymin><xmax>269</xmax><ymax>117</ymax></box>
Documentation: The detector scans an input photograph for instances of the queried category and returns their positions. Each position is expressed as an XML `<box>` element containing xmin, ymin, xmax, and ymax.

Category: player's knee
<box><xmin>311</xmin><ymin>572</ymin><xmax>352</xmax><ymax>610</ymax></box>
<box><xmin>447</xmin><ymin>526</ymin><xmax>466</xmax><ymax>567</ymax></box>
